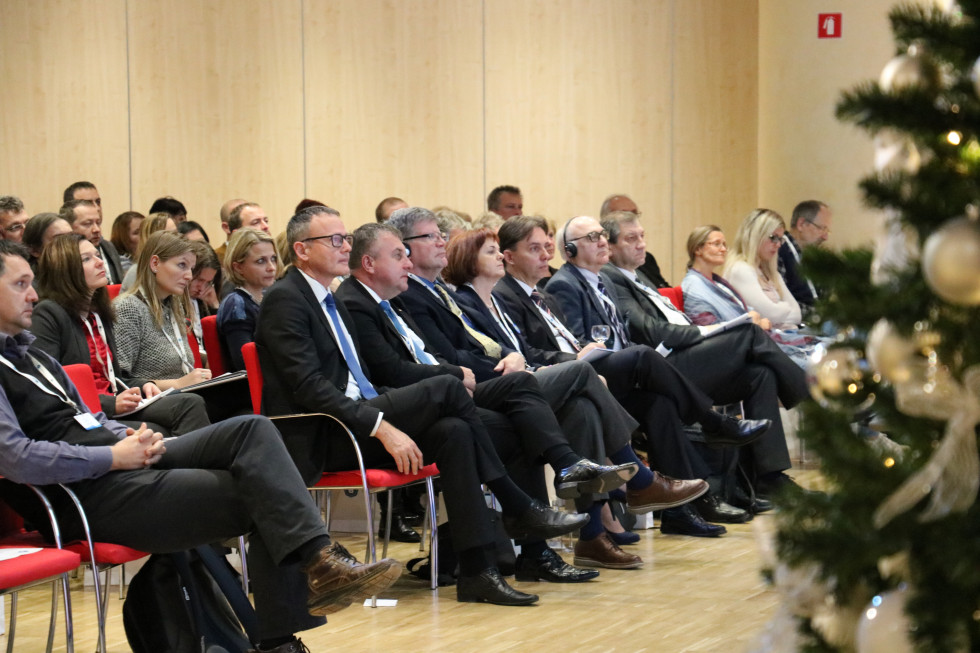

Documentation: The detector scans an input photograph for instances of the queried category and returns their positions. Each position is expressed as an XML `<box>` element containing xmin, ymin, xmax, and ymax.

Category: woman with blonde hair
<box><xmin>31</xmin><ymin>233</ymin><xmax>209</xmax><ymax>434</ymax></box>
<box><xmin>113</xmin><ymin>230</ymin><xmax>212</xmax><ymax>389</ymax></box>
<box><xmin>216</xmin><ymin>228</ymin><xmax>281</xmax><ymax>371</ymax></box>
<box><xmin>722</xmin><ymin>209</ymin><xmax>802</xmax><ymax>329</ymax></box>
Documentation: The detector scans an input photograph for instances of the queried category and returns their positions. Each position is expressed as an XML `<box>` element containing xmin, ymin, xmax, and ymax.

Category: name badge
<box><xmin>74</xmin><ymin>413</ymin><xmax>101</xmax><ymax>431</ymax></box>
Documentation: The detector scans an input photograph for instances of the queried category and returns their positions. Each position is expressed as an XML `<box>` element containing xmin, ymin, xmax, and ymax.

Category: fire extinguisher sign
<box><xmin>818</xmin><ymin>13</ymin><xmax>842</xmax><ymax>38</ymax></box>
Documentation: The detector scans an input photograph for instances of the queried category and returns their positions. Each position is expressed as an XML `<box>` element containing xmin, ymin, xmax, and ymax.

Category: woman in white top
<box><xmin>722</xmin><ymin>208</ymin><xmax>802</xmax><ymax>329</ymax></box>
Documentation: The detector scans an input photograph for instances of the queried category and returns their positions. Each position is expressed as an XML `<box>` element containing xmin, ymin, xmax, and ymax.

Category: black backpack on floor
<box><xmin>123</xmin><ymin>545</ymin><xmax>258</xmax><ymax>653</ymax></box>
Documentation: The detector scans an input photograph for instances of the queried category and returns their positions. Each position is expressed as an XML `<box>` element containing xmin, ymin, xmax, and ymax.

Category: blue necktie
<box><xmin>380</xmin><ymin>300</ymin><xmax>438</xmax><ymax>365</ymax></box>
<box><xmin>323</xmin><ymin>294</ymin><xmax>378</xmax><ymax>399</ymax></box>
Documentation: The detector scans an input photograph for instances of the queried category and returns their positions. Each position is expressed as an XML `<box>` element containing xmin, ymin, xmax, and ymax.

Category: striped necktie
<box><xmin>433</xmin><ymin>283</ymin><xmax>502</xmax><ymax>359</ymax></box>
<box><xmin>596</xmin><ymin>278</ymin><xmax>631</xmax><ymax>347</ymax></box>
<box><xmin>531</xmin><ymin>290</ymin><xmax>580</xmax><ymax>351</ymax></box>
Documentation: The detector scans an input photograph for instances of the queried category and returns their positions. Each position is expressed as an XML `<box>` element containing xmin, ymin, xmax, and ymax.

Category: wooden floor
<box><xmin>3</xmin><ymin>471</ymin><xmax>819</xmax><ymax>653</ymax></box>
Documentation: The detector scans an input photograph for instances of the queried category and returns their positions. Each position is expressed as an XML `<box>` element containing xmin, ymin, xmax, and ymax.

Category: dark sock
<box><xmin>259</xmin><ymin>636</ymin><xmax>296</xmax><ymax>650</ymax></box>
<box><xmin>578</xmin><ymin>502</ymin><xmax>605</xmax><ymax>541</ymax></box>
<box><xmin>485</xmin><ymin>476</ymin><xmax>533</xmax><ymax>515</ymax></box>
<box><xmin>609</xmin><ymin>445</ymin><xmax>653</xmax><ymax>489</ymax></box>
<box><xmin>700</xmin><ymin>410</ymin><xmax>724</xmax><ymax>432</ymax></box>
<box><xmin>544</xmin><ymin>444</ymin><xmax>583</xmax><ymax>472</ymax></box>
<box><xmin>297</xmin><ymin>534</ymin><xmax>333</xmax><ymax>567</ymax></box>
<box><xmin>519</xmin><ymin>539</ymin><xmax>547</xmax><ymax>559</ymax></box>
<box><xmin>458</xmin><ymin>544</ymin><xmax>496</xmax><ymax>577</ymax></box>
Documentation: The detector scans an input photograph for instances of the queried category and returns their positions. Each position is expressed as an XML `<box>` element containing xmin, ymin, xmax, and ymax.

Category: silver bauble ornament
<box><xmin>922</xmin><ymin>217</ymin><xmax>980</xmax><ymax>305</ymax></box>
<box><xmin>855</xmin><ymin>587</ymin><xmax>914</xmax><ymax>653</ymax></box>
<box><xmin>879</xmin><ymin>53</ymin><xmax>940</xmax><ymax>94</ymax></box>
<box><xmin>807</xmin><ymin>344</ymin><xmax>876</xmax><ymax>412</ymax></box>
<box><xmin>873</xmin><ymin>130</ymin><xmax>921</xmax><ymax>174</ymax></box>
<box><xmin>867</xmin><ymin>320</ymin><xmax>917</xmax><ymax>383</ymax></box>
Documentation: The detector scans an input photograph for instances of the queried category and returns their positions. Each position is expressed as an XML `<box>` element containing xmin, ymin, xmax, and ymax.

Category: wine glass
<box><xmin>590</xmin><ymin>325</ymin><xmax>611</xmax><ymax>344</ymax></box>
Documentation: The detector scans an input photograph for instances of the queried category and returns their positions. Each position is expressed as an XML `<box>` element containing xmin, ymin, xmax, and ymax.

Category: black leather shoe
<box><xmin>378</xmin><ymin>513</ymin><xmax>421</xmax><ymax>543</ymax></box>
<box><xmin>756</xmin><ymin>472</ymin><xmax>798</xmax><ymax>500</ymax></box>
<box><xmin>694</xmin><ymin>493</ymin><xmax>751</xmax><ymax>524</ymax></box>
<box><xmin>702</xmin><ymin>416</ymin><xmax>771</xmax><ymax>448</ymax></box>
<box><xmin>457</xmin><ymin>568</ymin><xmax>539</xmax><ymax>605</ymax></box>
<box><xmin>502</xmin><ymin>499</ymin><xmax>590</xmax><ymax>541</ymax></box>
<box><xmin>515</xmin><ymin>547</ymin><xmax>599</xmax><ymax>583</ymax></box>
<box><xmin>729</xmin><ymin>485</ymin><xmax>773</xmax><ymax>514</ymax></box>
<box><xmin>554</xmin><ymin>459</ymin><xmax>638</xmax><ymax>499</ymax></box>
<box><xmin>660</xmin><ymin>504</ymin><xmax>726</xmax><ymax>537</ymax></box>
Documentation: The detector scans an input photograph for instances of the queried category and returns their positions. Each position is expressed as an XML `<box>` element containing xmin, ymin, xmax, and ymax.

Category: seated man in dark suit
<box><xmin>387</xmin><ymin>208</ymin><xmax>713</xmax><ymax>554</ymax></box>
<box><xmin>778</xmin><ymin>200</ymin><xmax>832</xmax><ymax>316</ymax></box>
<box><xmin>254</xmin><ymin>206</ymin><xmax>586</xmax><ymax>605</ymax></box>
<box><xmin>547</xmin><ymin>214</ymin><xmax>810</xmax><ymax>500</ymax></box>
<box><xmin>337</xmin><ymin>222</ymin><xmax>639</xmax><ymax>576</ymax></box>
<box><xmin>495</xmin><ymin>216</ymin><xmax>771</xmax><ymax>527</ymax></box>
<box><xmin>0</xmin><ymin>240</ymin><xmax>401</xmax><ymax>653</ymax></box>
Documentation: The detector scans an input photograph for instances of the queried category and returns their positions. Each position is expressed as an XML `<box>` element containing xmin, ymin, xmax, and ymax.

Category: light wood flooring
<box><xmin>3</xmin><ymin>470</ymin><xmax>819</xmax><ymax>653</ymax></box>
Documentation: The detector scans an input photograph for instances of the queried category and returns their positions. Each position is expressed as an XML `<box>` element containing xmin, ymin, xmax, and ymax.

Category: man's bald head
<box><xmin>599</xmin><ymin>194</ymin><xmax>638</xmax><ymax>218</ymax></box>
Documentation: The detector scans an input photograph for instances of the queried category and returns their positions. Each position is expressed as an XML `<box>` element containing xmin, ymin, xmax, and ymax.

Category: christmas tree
<box><xmin>758</xmin><ymin>1</ymin><xmax>980</xmax><ymax>651</ymax></box>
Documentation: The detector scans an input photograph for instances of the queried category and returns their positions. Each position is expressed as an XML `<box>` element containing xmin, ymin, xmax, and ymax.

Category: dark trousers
<box><xmin>118</xmin><ymin>391</ymin><xmax>211</xmax><ymax>436</ymax></box>
<box><xmin>666</xmin><ymin>324</ymin><xmax>809</xmax><ymax>475</ymax></box>
<box><xmin>590</xmin><ymin>345</ymin><xmax>713</xmax><ymax>479</ymax></box>
<box><xmin>71</xmin><ymin>415</ymin><xmax>329</xmax><ymax>641</ymax></box>
<box><xmin>283</xmin><ymin>376</ymin><xmax>507</xmax><ymax>554</ymax></box>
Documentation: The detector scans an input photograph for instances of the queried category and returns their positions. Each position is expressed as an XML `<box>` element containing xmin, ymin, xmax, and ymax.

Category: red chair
<box><xmin>59</xmin><ymin>364</ymin><xmax>149</xmax><ymax>652</ymax></box>
<box><xmin>659</xmin><ymin>286</ymin><xmax>685</xmax><ymax>311</ymax></box>
<box><xmin>200</xmin><ymin>315</ymin><xmax>229</xmax><ymax>375</ymax></box>
<box><xmin>188</xmin><ymin>331</ymin><xmax>204</xmax><ymax>368</ymax></box>
<box><xmin>106</xmin><ymin>284</ymin><xmax>121</xmax><ymax>300</ymax></box>
<box><xmin>0</xmin><ymin>484</ymin><xmax>80</xmax><ymax>653</ymax></box>
<box><xmin>240</xmin><ymin>342</ymin><xmax>440</xmax><ymax>595</ymax></box>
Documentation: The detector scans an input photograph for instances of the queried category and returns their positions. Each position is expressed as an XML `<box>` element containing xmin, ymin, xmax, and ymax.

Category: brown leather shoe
<box><xmin>572</xmin><ymin>532</ymin><xmax>643</xmax><ymax>569</ymax></box>
<box><xmin>304</xmin><ymin>542</ymin><xmax>403</xmax><ymax>616</ymax></box>
<box><xmin>626</xmin><ymin>472</ymin><xmax>708</xmax><ymax>514</ymax></box>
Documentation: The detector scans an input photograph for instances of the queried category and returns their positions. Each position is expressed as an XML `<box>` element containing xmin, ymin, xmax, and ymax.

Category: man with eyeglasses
<box><xmin>547</xmin><ymin>214</ymin><xmax>810</xmax><ymax>503</ymax></box>
<box><xmin>0</xmin><ymin>197</ymin><xmax>28</xmax><ymax>244</ymax></box>
<box><xmin>255</xmin><ymin>205</ymin><xmax>588</xmax><ymax>606</ymax></box>
<box><xmin>779</xmin><ymin>200</ymin><xmax>832</xmax><ymax>313</ymax></box>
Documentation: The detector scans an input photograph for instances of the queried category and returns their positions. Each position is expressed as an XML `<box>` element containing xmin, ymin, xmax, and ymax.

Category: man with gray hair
<box><xmin>599</xmin><ymin>193</ymin><xmax>669</xmax><ymax>288</ymax></box>
<box><xmin>0</xmin><ymin>196</ymin><xmax>28</xmax><ymax>243</ymax></box>
<box><xmin>255</xmin><ymin>205</ymin><xmax>587</xmax><ymax>605</ymax></box>
<box><xmin>779</xmin><ymin>200</ymin><xmax>832</xmax><ymax>312</ymax></box>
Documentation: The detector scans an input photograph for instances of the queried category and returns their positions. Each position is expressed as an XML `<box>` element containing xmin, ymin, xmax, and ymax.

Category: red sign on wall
<box><xmin>818</xmin><ymin>13</ymin><xmax>842</xmax><ymax>38</ymax></box>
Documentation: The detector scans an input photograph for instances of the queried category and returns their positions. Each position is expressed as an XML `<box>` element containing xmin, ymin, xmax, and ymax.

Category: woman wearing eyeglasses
<box><xmin>722</xmin><ymin>209</ymin><xmax>802</xmax><ymax>330</ymax></box>
<box><xmin>216</xmin><ymin>228</ymin><xmax>281</xmax><ymax>371</ymax></box>
<box><xmin>31</xmin><ymin>233</ymin><xmax>210</xmax><ymax>435</ymax></box>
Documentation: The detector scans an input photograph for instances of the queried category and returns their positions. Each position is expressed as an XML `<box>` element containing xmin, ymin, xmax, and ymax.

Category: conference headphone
<box><xmin>562</xmin><ymin>216</ymin><xmax>582</xmax><ymax>259</ymax></box>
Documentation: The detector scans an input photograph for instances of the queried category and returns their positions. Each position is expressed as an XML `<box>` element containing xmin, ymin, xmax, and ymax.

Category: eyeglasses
<box><xmin>303</xmin><ymin>233</ymin><xmax>353</xmax><ymax>248</ymax></box>
<box><xmin>0</xmin><ymin>224</ymin><xmax>24</xmax><ymax>235</ymax></box>
<box><xmin>704</xmin><ymin>240</ymin><xmax>727</xmax><ymax>249</ymax></box>
<box><xmin>403</xmin><ymin>231</ymin><xmax>447</xmax><ymax>244</ymax></box>
<box><xmin>567</xmin><ymin>230</ymin><xmax>608</xmax><ymax>244</ymax></box>
<box><xmin>805</xmin><ymin>219</ymin><xmax>830</xmax><ymax>235</ymax></box>
<box><xmin>767</xmin><ymin>233</ymin><xmax>785</xmax><ymax>244</ymax></box>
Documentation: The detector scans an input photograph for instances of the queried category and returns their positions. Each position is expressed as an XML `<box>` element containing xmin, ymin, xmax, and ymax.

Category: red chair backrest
<box><xmin>106</xmin><ymin>284</ymin><xmax>122</xmax><ymax>300</ymax></box>
<box><xmin>200</xmin><ymin>315</ymin><xmax>228</xmax><ymax>375</ymax></box>
<box><xmin>187</xmin><ymin>331</ymin><xmax>203</xmax><ymax>368</ymax></box>
<box><xmin>241</xmin><ymin>342</ymin><xmax>263</xmax><ymax>415</ymax></box>
<box><xmin>659</xmin><ymin>286</ymin><xmax>684</xmax><ymax>311</ymax></box>
<box><xmin>63</xmin><ymin>363</ymin><xmax>103</xmax><ymax>414</ymax></box>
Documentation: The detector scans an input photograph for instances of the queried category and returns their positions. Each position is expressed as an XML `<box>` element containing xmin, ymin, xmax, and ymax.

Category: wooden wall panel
<box><xmin>127</xmin><ymin>0</ymin><xmax>305</xmax><ymax>237</ymax></box>
<box><xmin>303</xmin><ymin>0</ymin><xmax>484</xmax><ymax>227</ymax></box>
<box><xmin>484</xmin><ymin>0</ymin><xmax>673</xmax><ymax>260</ymax></box>
<box><xmin>672</xmin><ymin>0</ymin><xmax>759</xmax><ymax>282</ymax></box>
<box><xmin>0</xmin><ymin>0</ymin><xmax>129</xmax><ymax>219</ymax></box>
<box><xmin>759</xmin><ymin>0</ymin><xmax>894</xmax><ymax>249</ymax></box>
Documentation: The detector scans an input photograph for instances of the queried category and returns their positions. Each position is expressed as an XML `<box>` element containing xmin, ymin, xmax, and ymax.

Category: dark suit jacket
<box><xmin>542</xmin><ymin>263</ymin><xmax>624</xmax><ymax>349</ymax></box>
<box><xmin>599</xmin><ymin>264</ymin><xmax>705</xmax><ymax>350</ymax></box>
<box><xmin>452</xmin><ymin>285</ymin><xmax>574</xmax><ymax>368</ymax></box>
<box><xmin>99</xmin><ymin>239</ymin><xmax>125</xmax><ymax>286</ymax></box>
<box><xmin>778</xmin><ymin>234</ymin><xmax>817</xmax><ymax>307</ymax></box>
<box><xmin>638</xmin><ymin>251</ymin><xmax>670</xmax><ymax>289</ymax></box>
<box><xmin>394</xmin><ymin>277</ymin><xmax>516</xmax><ymax>382</ymax></box>
<box><xmin>254</xmin><ymin>267</ymin><xmax>386</xmax><ymax>440</ymax></box>
<box><xmin>30</xmin><ymin>299</ymin><xmax>151</xmax><ymax>415</ymax></box>
<box><xmin>494</xmin><ymin>274</ymin><xmax>580</xmax><ymax>353</ymax></box>
<box><xmin>335</xmin><ymin>277</ymin><xmax>464</xmax><ymax>387</ymax></box>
